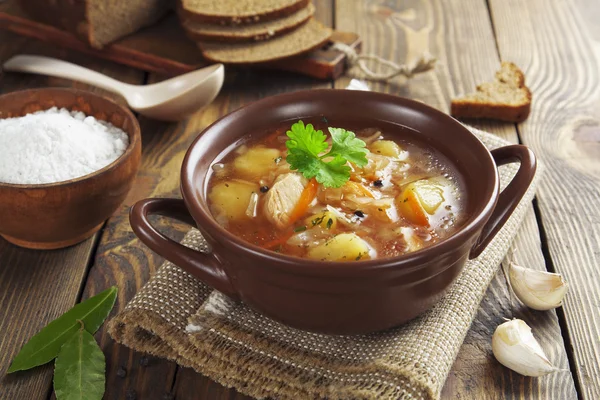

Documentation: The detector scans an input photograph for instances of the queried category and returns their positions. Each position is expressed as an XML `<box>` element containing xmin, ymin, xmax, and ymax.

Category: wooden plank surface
<box><xmin>0</xmin><ymin>0</ymin><xmax>594</xmax><ymax>398</ymax></box>
<box><xmin>0</xmin><ymin>31</ymin><xmax>146</xmax><ymax>400</ymax></box>
<box><xmin>489</xmin><ymin>0</ymin><xmax>600</xmax><ymax>398</ymax></box>
<box><xmin>334</xmin><ymin>1</ymin><xmax>577</xmax><ymax>399</ymax></box>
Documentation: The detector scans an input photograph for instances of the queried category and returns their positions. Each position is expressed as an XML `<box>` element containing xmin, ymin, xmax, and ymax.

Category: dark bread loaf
<box><xmin>182</xmin><ymin>3</ymin><xmax>314</xmax><ymax>42</ymax></box>
<box><xmin>179</xmin><ymin>0</ymin><xmax>309</xmax><ymax>24</ymax></box>
<box><xmin>451</xmin><ymin>62</ymin><xmax>532</xmax><ymax>123</ymax></box>
<box><xmin>18</xmin><ymin>0</ymin><xmax>173</xmax><ymax>49</ymax></box>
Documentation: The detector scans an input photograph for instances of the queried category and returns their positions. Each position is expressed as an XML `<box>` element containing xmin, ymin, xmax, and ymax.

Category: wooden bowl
<box><xmin>0</xmin><ymin>88</ymin><xmax>141</xmax><ymax>249</ymax></box>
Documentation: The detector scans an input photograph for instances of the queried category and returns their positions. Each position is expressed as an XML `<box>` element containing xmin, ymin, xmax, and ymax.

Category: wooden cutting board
<box><xmin>0</xmin><ymin>0</ymin><xmax>361</xmax><ymax>79</ymax></box>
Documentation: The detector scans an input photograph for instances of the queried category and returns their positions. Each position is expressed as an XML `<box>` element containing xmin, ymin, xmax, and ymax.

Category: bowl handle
<box><xmin>129</xmin><ymin>198</ymin><xmax>238</xmax><ymax>298</ymax></box>
<box><xmin>469</xmin><ymin>145</ymin><xmax>537</xmax><ymax>259</ymax></box>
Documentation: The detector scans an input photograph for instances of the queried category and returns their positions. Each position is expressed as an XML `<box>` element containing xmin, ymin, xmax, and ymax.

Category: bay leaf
<box><xmin>54</xmin><ymin>327</ymin><xmax>105</xmax><ymax>400</ymax></box>
<box><xmin>7</xmin><ymin>286</ymin><xmax>117</xmax><ymax>373</ymax></box>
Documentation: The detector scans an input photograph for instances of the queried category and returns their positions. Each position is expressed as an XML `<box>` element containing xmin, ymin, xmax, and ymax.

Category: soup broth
<box><xmin>206</xmin><ymin>119</ymin><xmax>467</xmax><ymax>261</ymax></box>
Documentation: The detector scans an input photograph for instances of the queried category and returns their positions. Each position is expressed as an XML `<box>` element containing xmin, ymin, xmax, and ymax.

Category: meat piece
<box><xmin>263</xmin><ymin>173</ymin><xmax>307</xmax><ymax>229</ymax></box>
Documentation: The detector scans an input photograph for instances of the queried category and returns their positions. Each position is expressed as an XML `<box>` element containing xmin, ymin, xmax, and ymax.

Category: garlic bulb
<box><xmin>508</xmin><ymin>263</ymin><xmax>568</xmax><ymax>310</ymax></box>
<box><xmin>492</xmin><ymin>319</ymin><xmax>559</xmax><ymax>376</ymax></box>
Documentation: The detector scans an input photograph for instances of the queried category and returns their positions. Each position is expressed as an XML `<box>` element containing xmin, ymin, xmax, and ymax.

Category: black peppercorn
<box><xmin>260</xmin><ymin>186</ymin><xmax>269</xmax><ymax>193</ymax></box>
<box><xmin>354</xmin><ymin>210</ymin><xmax>365</xmax><ymax>218</ymax></box>
<box><xmin>373</xmin><ymin>179</ymin><xmax>383</xmax><ymax>187</ymax></box>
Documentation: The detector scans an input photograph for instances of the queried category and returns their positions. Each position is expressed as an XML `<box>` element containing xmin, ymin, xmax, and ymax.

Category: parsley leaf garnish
<box><xmin>328</xmin><ymin>127</ymin><xmax>369</xmax><ymax>167</ymax></box>
<box><xmin>286</xmin><ymin>120</ymin><xmax>328</xmax><ymax>158</ymax></box>
<box><xmin>285</xmin><ymin>121</ymin><xmax>369</xmax><ymax>188</ymax></box>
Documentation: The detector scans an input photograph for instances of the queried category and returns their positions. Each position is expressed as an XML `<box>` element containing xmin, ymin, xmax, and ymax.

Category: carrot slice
<box><xmin>345</xmin><ymin>181</ymin><xmax>375</xmax><ymax>198</ymax></box>
<box><xmin>288</xmin><ymin>178</ymin><xmax>319</xmax><ymax>225</ymax></box>
<box><xmin>397</xmin><ymin>188</ymin><xmax>429</xmax><ymax>226</ymax></box>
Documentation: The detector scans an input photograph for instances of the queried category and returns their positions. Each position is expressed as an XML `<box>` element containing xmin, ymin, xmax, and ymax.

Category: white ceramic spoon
<box><xmin>3</xmin><ymin>55</ymin><xmax>224</xmax><ymax>121</ymax></box>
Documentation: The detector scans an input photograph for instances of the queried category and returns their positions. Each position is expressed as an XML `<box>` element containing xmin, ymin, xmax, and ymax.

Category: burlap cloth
<box><xmin>109</xmin><ymin>128</ymin><xmax>540</xmax><ymax>400</ymax></box>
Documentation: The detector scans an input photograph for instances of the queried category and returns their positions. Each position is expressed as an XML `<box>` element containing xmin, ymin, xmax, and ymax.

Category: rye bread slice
<box><xmin>182</xmin><ymin>3</ymin><xmax>314</xmax><ymax>42</ymax></box>
<box><xmin>197</xmin><ymin>18</ymin><xmax>332</xmax><ymax>64</ymax></box>
<box><xmin>451</xmin><ymin>62</ymin><xmax>532</xmax><ymax>123</ymax></box>
<box><xmin>179</xmin><ymin>0</ymin><xmax>309</xmax><ymax>24</ymax></box>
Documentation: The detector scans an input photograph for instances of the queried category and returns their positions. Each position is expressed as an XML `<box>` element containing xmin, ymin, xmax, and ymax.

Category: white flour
<box><xmin>0</xmin><ymin>107</ymin><xmax>129</xmax><ymax>184</ymax></box>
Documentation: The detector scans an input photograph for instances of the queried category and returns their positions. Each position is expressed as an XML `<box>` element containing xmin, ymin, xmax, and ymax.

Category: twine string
<box><xmin>331</xmin><ymin>42</ymin><xmax>437</xmax><ymax>82</ymax></box>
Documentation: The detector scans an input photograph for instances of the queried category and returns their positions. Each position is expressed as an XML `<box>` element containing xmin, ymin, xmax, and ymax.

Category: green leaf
<box><xmin>54</xmin><ymin>325</ymin><xmax>105</xmax><ymax>400</ymax></box>
<box><xmin>284</xmin><ymin>121</ymin><xmax>369</xmax><ymax>188</ymax></box>
<box><xmin>315</xmin><ymin>154</ymin><xmax>351</xmax><ymax>188</ymax></box>
<box><xmin>7</xmin><ymin>287</ymin><xmax>117</xmax><ymax>373</ymax></box>
<box><xmin>287</xmin><ymin>149</ymin><xmax>350</xmax><ymax>188</ymax></box>
<box><xmin>286</xmin><ymin>148</ymin><xmax>322</xmax><ymax>178</ymax></box>
<box><xmin>327</xmin><ymin>127</ymin><xmax>368</xmax><ymax>167</ymax></box>
<box><xmin>285</xmin><ymin>120</ymin><xmax>328</xmax><ymax>158</ymax></box>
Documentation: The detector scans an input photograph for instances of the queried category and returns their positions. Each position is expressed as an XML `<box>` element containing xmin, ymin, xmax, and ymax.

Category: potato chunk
<box><xmin>307</xmin><ymin>233</ymin><xmax>371</xmax><ymax>262</ymax></box>
<box><xmin>369</xmin><ymin>140</ymin><xmax>403</xmax><ymax>158</ymax></box>
<box><xmin>396</xmin><ymin>179</ymin><xmax>445</xmax><ymax>225</ymax></box>
<box><xmin>209</xmin><ymin>180</ymin><xmax>259</xmax><ymax>222</ymax></box>
<box><xmin>233</xmin><ymin>146</ymin><xmax>281</xmax><ymax>179</ymax></box>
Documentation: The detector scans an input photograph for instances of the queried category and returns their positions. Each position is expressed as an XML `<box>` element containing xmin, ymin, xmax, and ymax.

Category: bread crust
<box><xmin>451</xmin><ymin>62</ymin><xmax>532</xmax><ymax>123</ymax></box>
<box><xmin>450</xmin><ymin>97</ymin><xmax>531</xmax><ymax>123</ymax></box>
<box><xmin>178</xmin><ymin>0</ymin><xmax>310</xmax><ymax>25</ymax></box>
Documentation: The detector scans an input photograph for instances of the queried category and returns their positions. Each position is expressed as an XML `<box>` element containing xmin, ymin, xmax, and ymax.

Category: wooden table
<box><xmin>1</xmin><ymin>1</ymin><xmax>597</xmax><ymax>399</ymax></box>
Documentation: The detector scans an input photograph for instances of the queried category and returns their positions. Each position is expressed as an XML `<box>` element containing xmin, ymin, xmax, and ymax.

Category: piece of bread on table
<box><xmin>197</xmin><ymin>18</ymin><xmax>331</xmax><ymax>64</ymax></box>
<box><xmin>179</xmin><ymin>0</ymin><xmax>309</xmax><ymax>24</ymax></box>
<box><xmin>182</xmin><ymin>3</ymin><xmax>314</xmax><ymax>42</ymax></box>
<box><xmin>451</xmin><ymin>62</ymin><xmax>532</xmax><ymax>123</ymax></box>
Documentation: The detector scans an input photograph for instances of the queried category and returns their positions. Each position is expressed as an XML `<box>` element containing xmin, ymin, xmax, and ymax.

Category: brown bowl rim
<box><xmin>0</xmin><ymin>87</ymin><xmax>141</xmax><ymax>190</ymax></box>
<box><xmin>181</xmin><ymin>89</ymin><xmax>499</xmax><ymax>273</ymax></box>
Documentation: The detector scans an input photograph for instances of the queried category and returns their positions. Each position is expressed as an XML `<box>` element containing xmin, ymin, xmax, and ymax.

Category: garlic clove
<box><xmin>492</xmin><ymin>319</ymin><xmax>559</xmax><ymax>377</ymax></box>
<box><xmin>508</xmin><ymin>263</ymin><xmax>568</xmax><ymax>310</ymax></box>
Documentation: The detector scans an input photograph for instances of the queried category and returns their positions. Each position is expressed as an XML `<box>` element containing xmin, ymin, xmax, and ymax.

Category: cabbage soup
<box><xmin>206</xmin><ymin>119</ymin><xmax>467</xmax><ymax>261</ymax></box>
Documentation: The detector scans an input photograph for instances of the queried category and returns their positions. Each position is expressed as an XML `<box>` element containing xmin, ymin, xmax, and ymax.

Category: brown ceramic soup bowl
<box><xmin>130</xmin><ymin>90</ymin><xmax>536</xmax><ymax>334</ymax></box>
<box><xmin>0</xmin><ymin>88</ymin><xmax>141</xmax><ymax>249</ymax></box>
